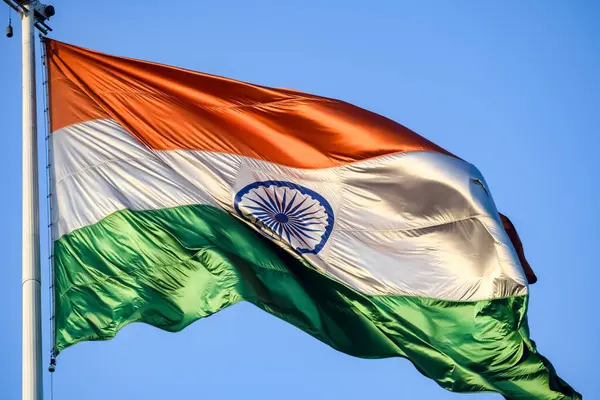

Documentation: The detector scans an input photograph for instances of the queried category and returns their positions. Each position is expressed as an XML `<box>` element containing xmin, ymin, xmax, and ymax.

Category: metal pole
<box><xmin>21</xmin><ymin>1</ymin><xmax>43</xmax><ymax>399</ymax></box>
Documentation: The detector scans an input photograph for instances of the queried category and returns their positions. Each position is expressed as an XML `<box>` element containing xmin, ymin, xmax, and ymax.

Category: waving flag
<box><xmin>46</xmin><ymin>39</ymin><xmax>578</xmax><ymax>399</ymax></box>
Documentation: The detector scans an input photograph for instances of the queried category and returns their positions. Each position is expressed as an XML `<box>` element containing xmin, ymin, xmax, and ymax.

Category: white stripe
<box><xmin>51</xmin><ymin>119</ymin><xmax>528</xmax><ymax>301</ymax></box>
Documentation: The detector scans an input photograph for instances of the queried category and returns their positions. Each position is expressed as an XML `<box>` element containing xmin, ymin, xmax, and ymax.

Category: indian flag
<box><xmin>46</xmin><ymin>39</ymin><xmax>578</xmax><ymax>399</ymax></box>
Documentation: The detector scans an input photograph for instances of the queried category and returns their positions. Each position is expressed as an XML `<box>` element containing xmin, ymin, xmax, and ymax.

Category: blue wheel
<box><xmin>234</xmin><ymin>181</ymin><xmax>335</xmax><ymax>254</ymax></box>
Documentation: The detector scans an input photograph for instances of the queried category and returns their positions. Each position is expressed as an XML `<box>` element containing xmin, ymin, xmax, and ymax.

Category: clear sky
<box><xmin>0</xmin><ymin>1</ymin><xmax>598</xmax><ymax>398</ymax></box>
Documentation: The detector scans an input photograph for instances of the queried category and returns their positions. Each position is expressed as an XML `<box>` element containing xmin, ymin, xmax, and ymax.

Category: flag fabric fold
<box><xmin>46</xmin><ymin>39</ymin><xmax>578</xmax><ymax>399</ymax></box>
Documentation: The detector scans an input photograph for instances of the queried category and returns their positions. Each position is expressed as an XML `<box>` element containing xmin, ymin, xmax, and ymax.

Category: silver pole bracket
<box><xmin>3</xmin><ymin>0</ymin><xmax>54</xmax><ymax>36</ymax></box>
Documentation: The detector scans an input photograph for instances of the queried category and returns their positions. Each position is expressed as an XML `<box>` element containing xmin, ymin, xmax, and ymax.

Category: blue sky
<box><xmin>1</xmin><ymin>1</ymin><xmax>598</xmax><ymax>398</ymax></box>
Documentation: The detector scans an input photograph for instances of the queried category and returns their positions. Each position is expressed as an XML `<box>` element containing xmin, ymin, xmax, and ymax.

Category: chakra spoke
<box><xmin>290</xmin><ymin>202</ymin><xmax>316</xmax><ymax>217</ymax></box>
<box><xmin>284</xmin><ymin>192</ymin><xmax>298</xmax><ymax>214</ymax></box>
<box><xmin>288</xmin><ymin>224</ymin><xmax>323</xmax><ymax>233</ymax></box>
<box><xmin>287</xmin><ymin>196</ymin><xmax>309</xmax><ymax>215</ymax></box>
<box><xmin>247</xmin><ymin>196</ymin><xmax>278</xmax><ymax>214</ymax></box>
<box><xmin>244</xmin><ymin>205</ymin><xmax>275</xmax><ymax>214</ymax></box>
<box><xmin>293</xmin><ymin>208</ymin><xmax>323</xmax><ymax>219</ymax></box>
<box><xmin>288</xmin><ymin>218</ymin><xmax>325</xmax><ymax>227</ymax></box>
<box><xmin>263</xmin><ymin>187</ymin><xmax>281</xmax><ymax>213</ymax></box>
<box><xmin>250</xmin><ymin>210</ymin><xmax>273</xmax><ymax>217</ymax></box>
<box><xmin>287</xmin><ymin>224</ymin><xmax>315</xmax><ymax>247</ymax></box>
<box><xmin>282</xmin><ymin>225</ymin><xmax>293</xmax><ymax>243</ymax></box>
<box><xmin>245</xmin><ymin>210</ymin><xmax>274</xmax><ymax>221</ymax></box>
<box><xmin>264</xmin><ymin>218</ymin><xmax>279</xmax><ymax>231</ymax></box>
<box><xmin>256</xmin><ymin>193</ymin><xmax>280</xmax><ymax>214</ymax></box>
<box><xmin>281</xmin><ymin>190</ymin><xmax>287</xmax><ymax>214</ymax></box>
<box><xmin>288</xmin><ymin>216</ymin><xmax>326</xmax><ymax>225</ymax></box>
<box><xmin>287</xmin><ymin>223</ymin><xmax>318</xmax><ymax>242</ymax></box>
<box><xmin>285</xmin><ymin>224</ymin><xmax>309</xmax><ymax>245</ymax></box>
<box><xmin>273</xmin><ymin>189</ymin><xmax>283</xmax><ymax>212</ymax></box>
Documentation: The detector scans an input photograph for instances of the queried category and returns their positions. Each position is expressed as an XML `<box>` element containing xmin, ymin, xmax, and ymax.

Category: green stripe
<box><xmin>54</xmin><ymin>204</ymin><xmax>579</xmax><ymax>399</ymax></box>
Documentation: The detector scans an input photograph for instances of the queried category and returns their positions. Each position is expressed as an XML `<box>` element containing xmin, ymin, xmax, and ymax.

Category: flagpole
<box><xmin>3</xmin><ymin>0</ymin><xmax>55</xmax><ymax>398</ymax></box>
<box><xmin>21</xmin><ymin>1</ymin><xmax>43</xmax><ymax>399</ymax></box>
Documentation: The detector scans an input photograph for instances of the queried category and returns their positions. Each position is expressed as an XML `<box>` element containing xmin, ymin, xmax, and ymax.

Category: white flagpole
<box><xmin>5</xmin><ymin>0</ymin><xmax>55</xmax><ymax>398</ymax></box>
<box><xmin>4</xmin><ymin>0</ymin><xmax>54</xmax><ymax>397</ymax></box>
<box><xmin>21</xmin><ymin>1</ymin><xmax>43</xmax><ymax>399</ymax></box>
